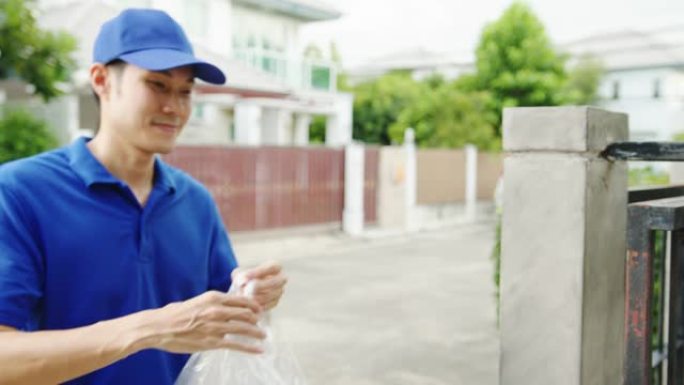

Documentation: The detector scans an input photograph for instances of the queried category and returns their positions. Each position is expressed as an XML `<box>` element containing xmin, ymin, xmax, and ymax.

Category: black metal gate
<box><xmin>603</xmin><ymin>143</ymin><xmax>684</xmax><ymax>384</ymax></box>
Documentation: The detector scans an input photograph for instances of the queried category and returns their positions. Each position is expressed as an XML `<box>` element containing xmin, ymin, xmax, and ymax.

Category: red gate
<box><xmin>164</xmin><ymin>146</ymin><xmax>345</xmax><ymax>232</ymax></box>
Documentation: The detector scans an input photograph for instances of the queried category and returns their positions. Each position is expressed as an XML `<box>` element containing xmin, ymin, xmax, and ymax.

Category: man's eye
<box><xmin>147</xmin><ymin>80</ymin><xmax>167</xmax><ymax>91</ymax></box>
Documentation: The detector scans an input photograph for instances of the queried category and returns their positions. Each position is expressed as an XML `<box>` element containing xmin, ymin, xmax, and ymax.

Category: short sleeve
<box><xmin>207</xmin><ymin>202</ymin><xmax>238</xmax><ymax>293</ymax></box>
<box><xmin>0</xmin><ymin>184</ymin><xmax>44</xmax><ymax>330</ymax></box>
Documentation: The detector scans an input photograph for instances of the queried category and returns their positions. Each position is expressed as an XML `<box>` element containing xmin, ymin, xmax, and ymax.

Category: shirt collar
<box><xmin>68</xmin><ymin>137</ymin><xmax>176</xmax><ymax>194</ymax></box>
<box><xmin>153</xmin><ymin>157</ymin><xmax>177</xmax><ymax>193</ymax></box>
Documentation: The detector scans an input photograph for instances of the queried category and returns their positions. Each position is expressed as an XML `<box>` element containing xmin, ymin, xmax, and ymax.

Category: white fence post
<box><xmin>294</xmin><ymin>114</ymin><xmax>312</xmax><ymax>146</ymax></box>
<box><xmin>404</xmin><ymin>128</ymin><xmax>417</xmax><ymax>230</ymax></box>
<box><xmin>343</xmin><ymin>142</ymin><xmax>365</xmax><ymax>235</ymax></box>
<box><xmin>326</xmin><ymin>93</ymin><xmax>353</xmax><ymax>146</ymax></box>
<box><xmin>500</xmin><ymin>107</ymin><xmax>628</xmax><ymax>385</ymax></box>
<box><xmin>234</xmin><ymin>101</ymin><xmax>262</xmax><ymax>146</ymax></box>
<box><xmin>464</xmin><ymin>144</ymin><xmax>478</xmax><ymax>222</ymax></box>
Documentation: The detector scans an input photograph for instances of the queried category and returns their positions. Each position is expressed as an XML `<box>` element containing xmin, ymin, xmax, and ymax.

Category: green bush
<box><xmin>492</xmin><ymin>214</ymin><xmax>501</xmax><ymax>325</ymax></box>
<box><xmin>388</xmin><ymin>86</ymin><xmax>499</xmax><ymax>150</ymax></box>
<box><xmin>628</xmin><ymin>166</ymin><xmax>669</xmax><ymax>187</ymax></box>
<box><xmin>0</xmin><ymin>109</ymin><xmax>58</xmax><ymax>164</ymax></box>
<box><xmin>308</xmin><ymin>115</ymin><xmax>326</xmax><ymax>144</ymax></box>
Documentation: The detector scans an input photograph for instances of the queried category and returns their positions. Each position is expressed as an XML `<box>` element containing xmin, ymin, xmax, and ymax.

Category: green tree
<box><xmin>308</xmin><ymin>115</ymin><xmax>326</xmax><ymax>144</ymax></box>
<box><xmin>467</xmin><ymin>2</ymin><xmax>568</xmax><ymax>135</ymax></box>
<box><xmin>0</xmin><ymin>109</ymin><xmax>57</xmax><ymax>163</ymax></box>
<box><xmin>388</xmin><ymin>84</ymin><xmax>498</xmax><ymax>150</ymax></box>
<box><xmin>352</xmin><ymin>72</ymin><xmax>424</xmax><ymax>144</ymax></box>
<box><xmin>562</xmin><ymin>54</ymin><xmax>604</xmax><ymax>105</ymax></box>
<box><xmin>0</xmin><ymin>0</ymin><xmax>77</xmax><ymax>101</ymax></box>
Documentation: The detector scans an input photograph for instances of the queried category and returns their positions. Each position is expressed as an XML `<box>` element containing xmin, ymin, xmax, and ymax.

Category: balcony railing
<box><xmin>232</xmin><ymin>48</ymin><xmax>337</xmax><ymax>93</ymax></box>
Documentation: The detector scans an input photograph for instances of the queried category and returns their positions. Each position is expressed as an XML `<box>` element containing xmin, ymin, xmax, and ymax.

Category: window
<box><xmin>262</xmin><ymin>38</ymin><xmax>271</xmax><ymax>51</ymax></box>
<box><xmin>612</xmin><ymin>80</ymin><xmax>620</xmax><ymax>100</ymax></box>
<box><xmin>191</xmin><ymin>103</ymin><xmax>205</xmax><ymax>123</ymax></box>
<box><xmin>247</xmin><ymin>34</ymin><xmax>257</xmax><ymax>48</ymax></box>
<box><xmin>260</xmin><ymin>38</ymin><xmax>277</xmax><ymax>74</ymax></box>
<box><xmin>653</xmin><ymin>79</ymin><xmax>661</xmax><ymax>99</ymax></box>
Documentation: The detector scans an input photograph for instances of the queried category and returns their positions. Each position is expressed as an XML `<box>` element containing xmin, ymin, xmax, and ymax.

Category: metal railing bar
<box><xmin>602</xmin><ymin>142</ymin><xmax>684</xmax><ymax>161</ymax></box>
<box><xmin>630</xmin><ymin>186</ymin><xmax>684</xmax><ymax>204</ymax></box>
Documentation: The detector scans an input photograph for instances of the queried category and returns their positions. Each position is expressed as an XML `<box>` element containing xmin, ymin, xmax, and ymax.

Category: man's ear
<box><xmin>90</xmin><ymin>63</ymin><xmax>110</xmax><ymax>101</ymax></box>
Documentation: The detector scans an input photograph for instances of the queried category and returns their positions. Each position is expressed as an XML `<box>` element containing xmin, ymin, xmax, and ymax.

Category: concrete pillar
<box><xmin>464</xmin><ymin>144</ymin><xmax>478</xmax><ymax>221</ymax></box>
<box><xmin>184</xmin><ymin>104</ymin><xmax>231</xmax><ymax>145</ymax></box>
<box><xmin>294</xmin><ymin>114</ymin><xmax>311</xmax><ymax>146</ymax></box>
<box><xmin>343</xmin><ymin>142</ymin><xmax>365</xmax><ymax>235</ymax></box>
<box><xmin>262</xmin><ymin>108</ymin><xmax>292</xmax><ymax>146</ymax></box>
<box><xmin>234</xmin><ymin>101</ymin><xmax>262</xmax><ymax>146</ymax></box>
<box><xmin>404</xmin><ymin>128</ymin><xmax>417</xmax><ymax>230</ymax></box>
<box><xmin>376</xmin><ymin>146</ymin><xmax>407</xmax><ymax>229</ymax></box>
<box><xmin>326</xmin><ymin>93</ymin><xmax>353</xmax><ymax>146</ymax></box>
<box><xmin>500</xmin><ymin>107</ymin><xmax>628</xmax><ymax>385</ymax></box>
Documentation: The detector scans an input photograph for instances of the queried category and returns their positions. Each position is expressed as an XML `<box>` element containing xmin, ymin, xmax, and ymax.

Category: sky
<box><xmin>301</xmin><ymin>0</ymin><xmax>684</xmax><ymax>69</ymax></box>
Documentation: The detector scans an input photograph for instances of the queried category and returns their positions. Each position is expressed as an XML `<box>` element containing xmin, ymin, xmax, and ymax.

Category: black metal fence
<box><xmin>604</xmin><ymin>143</ymin><xmax>684</xmax><ymax>384</ymax></box>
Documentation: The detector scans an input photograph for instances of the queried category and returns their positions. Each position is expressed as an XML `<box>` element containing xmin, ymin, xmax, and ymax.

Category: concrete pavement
<box><xmin>232</xmin><ymin>220</ymin><xmax>500</xmax><ymax>385</ymax></box>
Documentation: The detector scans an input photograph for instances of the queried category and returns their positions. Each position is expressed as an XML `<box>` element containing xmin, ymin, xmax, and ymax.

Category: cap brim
<box><xmin>119</xmin><ymin>49</ymin><xmax>226</xmax><ymax>85</ymax></box>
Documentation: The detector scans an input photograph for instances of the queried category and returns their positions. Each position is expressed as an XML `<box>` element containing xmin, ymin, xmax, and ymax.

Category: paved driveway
<box><xmin>233</xmin><ymin>220</ymin><xmax>500</xmax><ymax>385</ymax></box>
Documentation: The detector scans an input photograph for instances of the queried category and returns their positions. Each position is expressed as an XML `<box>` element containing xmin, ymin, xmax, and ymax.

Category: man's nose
<box><xmin>162</xmin><ymin>93</ymin><xmax>187</xmax><ymax>115</ymax></box>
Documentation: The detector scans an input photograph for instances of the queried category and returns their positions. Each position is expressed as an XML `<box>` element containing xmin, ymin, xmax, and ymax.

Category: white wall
<box><xmin>180</xmin><ymin>105</ymin><xmax>233</xmax><ymax>145</ymax></box>
<box><xmin>231</xmin><ymin>4</ymin><xmax>301</xmax><ymax>57</ymax></box>
<box><xmin>149</xmin><ymin>0</ymin><xmax>232</xmax><ymax>57</ymax></box>
<box><xmin>598</xmin><ymin>68</ymin><xmax>684</xmax><ymax>141</ymax></box>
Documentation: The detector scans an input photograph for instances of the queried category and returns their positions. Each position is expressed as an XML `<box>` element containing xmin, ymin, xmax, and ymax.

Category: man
<box><xmin>0</xmin><ymin>8</ymin><xmax>287</xmax><ymax>385</ymax></box>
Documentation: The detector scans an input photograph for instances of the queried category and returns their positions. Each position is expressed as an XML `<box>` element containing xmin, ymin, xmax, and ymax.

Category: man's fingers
<box><xmin>225</xmin><ymin>321</ymin><xmax>266</xmax><ymax>340</ymax></box>
<box><xmin>177</xmin><ymin>337</ymin><xmax>264</xmax><ymax>355</ymax></box>
<box><xmin>218</xmin><ymin>294</ymin><xmax>263</xmax><ymax>314</ymax></box>
<box><xmin>216</xmin><ymin>340</ymin><xmax>264</xmax><ymax>354</ymax></box>
<box><xmin>262</xmin><ymin>298</ymin><xmax>281</xmax><ymax>311</ymax></box>
<box><xmin>200</xmin><ymin>306</ymin><xmax>259</xmax><ymax>324</ymax></box>
<box><xmin>200</xmin><ymin>321</ymin><xmax>266</xmax><ymax>340</ymax></box>
<box><xmin>243</xmin><ymin>261</ymin><xmax>282</xmax><ymax>280</ymax></box>
<box><xmin>252</xmin><ymin>274</ymin><xmax>287</xmax><ymax>294</ymax></box>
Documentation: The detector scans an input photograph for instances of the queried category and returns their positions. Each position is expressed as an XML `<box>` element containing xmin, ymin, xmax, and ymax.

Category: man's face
<box><xmin>102</xmin><ymin>63</ymin><xmax>194</xmax><ymax>154</ymax></box>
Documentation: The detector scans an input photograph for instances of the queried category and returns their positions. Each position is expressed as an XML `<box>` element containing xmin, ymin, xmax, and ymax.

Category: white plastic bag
<box><xmin>175</xmin><ymin>274</ymin><xmax>307</xmax><ymax>385</ymax></box>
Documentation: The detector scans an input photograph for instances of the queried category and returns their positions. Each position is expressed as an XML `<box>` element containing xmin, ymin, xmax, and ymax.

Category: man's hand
<box><xmin>0</xmin><ymin>290</ymin><xmax>266</xmax><ymax>385</ymax></box>
<box><xmin>138</xmin><ymin>291</ymin><xmax>266</xmax><ymax>354</ymax></box>
<box><xmin>234</xmin><ymin>261</ymin><xmax>288</xmax><ymax>311</ymax></box>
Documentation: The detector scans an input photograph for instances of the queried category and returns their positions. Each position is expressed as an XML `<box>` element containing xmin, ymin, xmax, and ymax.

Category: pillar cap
<box><xmin>503</xmin><ymin>106</ymin><xmax>628</xmax><ymax>152</ymax></box>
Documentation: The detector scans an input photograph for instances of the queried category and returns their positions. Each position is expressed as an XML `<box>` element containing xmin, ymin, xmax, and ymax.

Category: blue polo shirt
<box><xmin>0</xmin><ymin>137</ymin><xmax>238</xmax><ymax>384</ymax></box>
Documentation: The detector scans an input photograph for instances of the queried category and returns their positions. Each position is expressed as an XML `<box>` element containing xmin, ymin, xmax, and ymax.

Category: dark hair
<box><xmin>92</xmin><ymin>60</ymin><xmax>126</xmax><ymax>135</ymax></box>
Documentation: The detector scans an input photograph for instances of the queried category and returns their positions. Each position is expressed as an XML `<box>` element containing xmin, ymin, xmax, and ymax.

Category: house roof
<box><xmin>347</xmin><ymin>47</ymin><xmax>474</xmax><ymax>78</ymax></box>
<box><xmin>349</xmin><ymin>25</ymin><xmax>684</xmax><ymax>79</ymax></box>
<box><xmin>233</xmin><ymin>0</ymin><xmax>341</xmax><ymax>22</ymax></box>
<box><xmin>561</xmin><ymin>25</ymin><xmax>684</xmax><ymax>71</ymax></box>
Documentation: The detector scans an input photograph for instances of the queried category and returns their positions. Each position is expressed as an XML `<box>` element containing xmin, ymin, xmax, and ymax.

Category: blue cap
<box><xmin>93</xmin><ymin>9</ymin><xmax>226</xmax><ymax>84</ymax></box>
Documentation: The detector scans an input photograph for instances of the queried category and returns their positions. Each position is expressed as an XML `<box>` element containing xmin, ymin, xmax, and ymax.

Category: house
<box><xmin>349</xmin><ymin>25</ymin><xmax>684</xmax><ymax>143</ymax></box>
<box><xmin>20</xmin><ymin>0</ymin><xmax>351</xmax><ymax>147</ymax></box>
<box><xmin>346</xmin><ymin>47</ymin><xmax>473</xmax><ymax>85</ymax></box>
<box><xmin>562</xmin><ymin>25</ymin><xmax>684</xmax><ymax>142</ymax></box>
